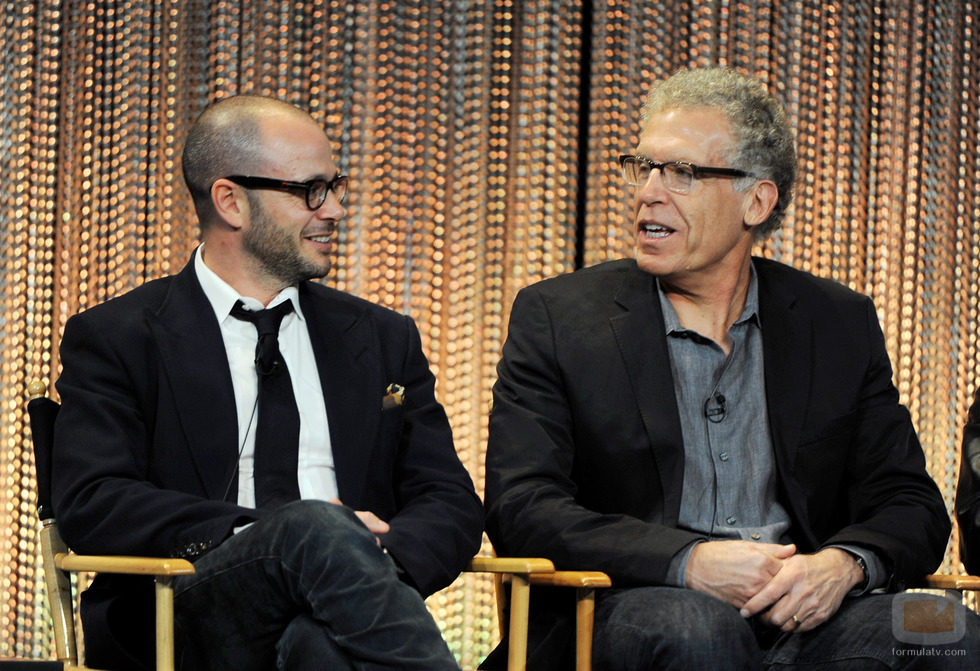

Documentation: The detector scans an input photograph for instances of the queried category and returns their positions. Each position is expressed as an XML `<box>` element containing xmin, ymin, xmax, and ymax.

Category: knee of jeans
<box><xmin>274</xmin><ymin>500</ymin><xmax>378</xmax><ymax>551</ymax></box>
<box><xmin>663</xmin><ymin>602</ymin><xmax>754</xmax><ymax>651</ymax></box>
<box><xmin>596</xmin><ymin>589</ymin><xmax>758</xmax><ymax>669</ymax></box>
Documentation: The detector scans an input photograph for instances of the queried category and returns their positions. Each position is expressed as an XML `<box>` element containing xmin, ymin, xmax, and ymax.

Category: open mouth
<box><xmin>640</xmin><ymin>223</ymin><xmax>674</xmax><ymax>239</ymax></box>
<box><xmin>303</xmin><ymin>221</ymin><xmax>339</xmax><ymax>246</ymax></box>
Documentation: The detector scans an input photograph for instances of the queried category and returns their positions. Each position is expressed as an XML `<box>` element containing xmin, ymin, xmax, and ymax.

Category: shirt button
<box><xmin>719</xmin><ymin>451</ymin><xmax>729</xmax><ymax>461</ymax></box>
<box><xmin>751</xmin><ymin>532</ymin><xmax>761</xmax><ymax>540</ymax></box>
<box><xmin>726</xmin><ymin>515</ymin><xmax>737</xmax><ymax>525</ymax></box>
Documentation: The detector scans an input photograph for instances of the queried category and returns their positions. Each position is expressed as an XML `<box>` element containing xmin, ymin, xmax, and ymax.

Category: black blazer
<box><xmin>51</xmin><ymin>254</ymin><xmax>483</xmax><ymax>668</ymax></box>
<box><xmin>956</xmin><ymin>387</ymin><xmax>980</xmax><ymax>574</ymax></box>
<box><xmin>483</xmin><ymin>258</ymin><xmax>949</xmax><ymax>669</ymax></box>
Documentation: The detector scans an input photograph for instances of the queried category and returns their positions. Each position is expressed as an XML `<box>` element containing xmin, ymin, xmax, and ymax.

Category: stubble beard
<box><xmin>244</xmin><ymin>198</ymin><xmax>332</xmax><ymax>286</ymax></box>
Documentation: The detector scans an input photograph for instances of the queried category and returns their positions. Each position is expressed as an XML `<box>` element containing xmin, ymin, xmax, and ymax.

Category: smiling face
<box><xmin>631</xmin><ymin>107</ymin><xmax>762</xmax><ymax>292</ymax></box>
<box><xmin>240</xmin><ymin>113</ymin><xmax>346</xmax><ymax>290</ymax></box>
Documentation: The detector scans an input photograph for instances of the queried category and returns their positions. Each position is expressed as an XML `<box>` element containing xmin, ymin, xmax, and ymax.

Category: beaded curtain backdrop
<box><xmin>1</xmin><ymin>0</ymin><xmax>978</xmax><ymax>667</ymax></box>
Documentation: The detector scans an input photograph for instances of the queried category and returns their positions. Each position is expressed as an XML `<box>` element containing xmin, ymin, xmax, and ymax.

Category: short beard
<box><xmin>243</xmin><ymin>194</ymin><xmax>331</xmax><ymax>286</ymax></box>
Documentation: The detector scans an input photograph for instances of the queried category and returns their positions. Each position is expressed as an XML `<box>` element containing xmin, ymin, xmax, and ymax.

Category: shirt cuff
<box><xmin>828</xmin><ymin>544</ymin><xmax>885</xmax><ymax>595</ymax></box>
<box><xmin>666</xmin><ymin>540</ymin><xmax>704</xmax><ymax>587</ymax></box>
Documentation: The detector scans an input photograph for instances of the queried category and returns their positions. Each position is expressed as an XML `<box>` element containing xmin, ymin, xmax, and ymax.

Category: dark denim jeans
<box><xmin>172</xmin><ymin>500</ymin><xmax>458</xmax><ymax>670</ymax></box>
<box><xmin>593</xmin><ymin>586</ymin><xmax>980</xmax><ymax>670</ymax></box>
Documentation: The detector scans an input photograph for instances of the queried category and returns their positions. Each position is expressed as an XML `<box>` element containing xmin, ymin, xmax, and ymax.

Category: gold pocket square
<box><xmin>382</xmin><ymin>383</ymin><xmax>405</xmax><ymax>409</ymax></box>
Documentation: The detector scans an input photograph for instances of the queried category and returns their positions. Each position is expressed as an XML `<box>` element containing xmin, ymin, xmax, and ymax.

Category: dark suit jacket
<box><xmin>51</xmin><ymin>254</ymin><xmax>483</xmax><ymax>669</ymax></box>
<box><xmin>483</xmin><ymin>257</ymin><xmax>949</xmax><ymax>670</ymax></box>
<box><xmin>956</xmin><ymin>387</ymin><xmax>980</xmax><ymax>574</ymax></box>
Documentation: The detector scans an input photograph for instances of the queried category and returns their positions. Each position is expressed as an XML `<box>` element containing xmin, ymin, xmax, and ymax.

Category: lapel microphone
<box><xmin>703</xmin><ymin>392</ymin><xmax>727</xmax><ymax>423</ymax></box>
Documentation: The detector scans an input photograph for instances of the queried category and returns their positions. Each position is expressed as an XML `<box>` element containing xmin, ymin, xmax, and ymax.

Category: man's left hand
<box><xmin>329</xmin><ymin>499</ymin><xmax>391</xmax><ymax>544</ymax></box>
<box><xmin>738</xmin><ymin>547</ymin><xmax>864</xmax><ymax>632</ymax></box>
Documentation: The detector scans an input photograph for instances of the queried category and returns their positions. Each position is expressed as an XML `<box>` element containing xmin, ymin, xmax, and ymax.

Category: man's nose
<box><xmin>316</xmin><ymin>190</ymin><xmax>346</xmax><ymax>220</ymax></box>
<box><xmin>637</xmin><ymin>166</ymin><xmax>669</xmax><ymax>201</ymax></box>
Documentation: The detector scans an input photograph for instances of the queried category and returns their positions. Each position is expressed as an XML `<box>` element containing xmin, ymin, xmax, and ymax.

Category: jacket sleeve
<box><xmin>956</xmin><ymin>387</ymin><xmax>980</xmax><ymax>574</ymax></box>
<box><xmin>485</xmin><ymin>285</ymin><xmax>703</xmax><ymax>586</ymax></box>
<box><xmin>51</xmin><ymin>309</ymin><xmax>262</xmax><ymax>560</ymax></box>
<box><xmin>797</xmin><ymin>296</ymin><xmax>951</xmax><ymax>586</ymax></box>
<box><xmin>370</xmin><ymin>314</ymin><xmax>484</xmax><ymax>597</ymax></box>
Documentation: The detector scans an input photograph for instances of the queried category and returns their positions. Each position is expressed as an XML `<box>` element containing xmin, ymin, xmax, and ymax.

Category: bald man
<box><xmin>52</xmin><ymin>96</ymin><xmax>482</xmax><ymax>671</ymax></box>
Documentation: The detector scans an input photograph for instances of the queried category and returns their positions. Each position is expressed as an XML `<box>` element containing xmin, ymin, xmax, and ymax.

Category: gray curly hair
<box><xmin>642</xmin><ymin>68</ymin><xmax>797</xmax><ymax>239</ymax></box>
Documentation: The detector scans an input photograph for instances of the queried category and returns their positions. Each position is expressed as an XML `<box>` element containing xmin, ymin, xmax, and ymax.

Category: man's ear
<box><xmin>743</xmin><ymin>179</ymin><xmax>779</xmax><ymax>232</ymax></box>
<box><xmin>210</xmin><ymin>178</ymin><xmax>248</xmax><ymax>231</ymax></box>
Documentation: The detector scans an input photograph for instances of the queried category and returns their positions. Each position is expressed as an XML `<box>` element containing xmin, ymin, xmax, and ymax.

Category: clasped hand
<box><xmin>329</xmin><ymin>499</ymin><xmax>390</xmax><ymax>545</ymax></box>
<box><xmin>685</xmin><ymin>541</ymin><xmax>862</xmax><ymax>632</ymax></box>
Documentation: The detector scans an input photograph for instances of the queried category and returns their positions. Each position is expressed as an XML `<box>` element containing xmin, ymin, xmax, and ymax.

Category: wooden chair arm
<box><xmin>465</xmin><ymin>559</ymin><xmax>611</xmax><ymax>671</ymax></box>
<box><xmin>55</xmin><ymin>552</ymin><xmax>195</xmax><ymax>576</ymax></box>
<box><xmin>464</xmin><ymin>557</ymin><xmax>556</xmax><ymax>671</ymax></box>
<box><xmin>530</xmin><ymin>570</ymin><xmax>611</xmax><ymax>588</ymax></box>
<box><xmin>465</xmin><ymin>556</ymin><xmax>555</xmax><ymax>575</ymax></box>
<box><xmin>921</xmin><ymin>573</ymin><xmax>980</xmax><ymax>591</ymax></box>
<box><xmin>531</xmin><ymin>571</ymin><xmax>611</xmax><ymax>671</ymax></box>
<box><xmin>53</xmin><ymin>552</ymin><xmax>193</xmax><ymax>671</ymax></box>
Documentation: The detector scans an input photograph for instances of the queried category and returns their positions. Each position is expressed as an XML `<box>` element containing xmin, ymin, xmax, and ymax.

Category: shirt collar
<box><xmin>657</xmin><ymin>261</ymin><xmax>761</xmax><ymax>337</ymax></box>
<box><xmin>194</xmin><ymin>244</ymin><xmax>305</xmax><ymax>323</ymax></box>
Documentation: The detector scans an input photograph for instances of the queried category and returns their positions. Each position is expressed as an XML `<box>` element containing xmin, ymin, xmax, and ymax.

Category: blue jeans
<box><xmin>172</xmin><ymin>500</ymin><xmax>458</xmax><ymax>670</ymax></box>
<box><xmin>593</xmin><ymin>586</ymin><xmax>980</xmax><ymax>670</ymax></box>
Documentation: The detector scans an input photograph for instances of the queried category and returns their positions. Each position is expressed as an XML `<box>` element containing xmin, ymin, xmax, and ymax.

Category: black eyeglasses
<box><xmin>225</xmin><ymin>174</ymin><xmax>349</xmax><ymax>210</ymax></box>
<box><xmin>619</xmin><ymin>154</ymin><xmax>753</xmax><ymax>195</ymax></box>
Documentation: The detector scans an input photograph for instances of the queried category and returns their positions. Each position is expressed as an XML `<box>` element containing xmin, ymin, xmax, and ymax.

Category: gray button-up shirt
<box><xmin>660</xmin><ymin>264</ymin><xmax>882</xmax><ymax>590</ymax></box>
<box><xmin>663</xmin><ymin>268</ymin><xmax>792</xmax><ymax>546</ymax></box>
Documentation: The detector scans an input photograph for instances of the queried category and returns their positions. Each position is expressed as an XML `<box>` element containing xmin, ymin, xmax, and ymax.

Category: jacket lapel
<box><xmin>757</xmin><ymin>262</ymin><xmax>812</xmax><ymax>474</ymax></box>
<box><xmin>299</xmin><ymin>285</ymin><xmax>378</xmax><ymax>506</ymax></box>
<box><xmin>145</xmin><ymin>259</ymin><xmax>241</xmax><ymax>500</ymax></box>
<box><xmin>756</xmin><ymin>261</ymin><xmax>813</xmax><ymax>537</ymax></box>
<box><xmin>608</xmin><ymin>266</ymin><xmax>687</xmax><ymax>523</ymax></box>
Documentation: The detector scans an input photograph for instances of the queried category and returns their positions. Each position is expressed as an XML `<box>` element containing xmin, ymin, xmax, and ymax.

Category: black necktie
<box><xmin>230</xmin><ymin>300</ymin><xmax>301</xmax><ymax>508</ymax></box>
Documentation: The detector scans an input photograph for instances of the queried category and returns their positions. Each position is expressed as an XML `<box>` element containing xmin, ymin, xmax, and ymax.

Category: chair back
<box><xmin>28</xmin><ymin>381</ymin><xmax>59</xmax><ymax>520</ymax></box>
<box><xmin>27</xmin><ymin>380</ymin><xmax>81</xmax><ymax>666</ymax></box>
<box><xmin>26</xmin><ymin>381</ymin><xmax>193</xmax><ymax>671</ymax></box>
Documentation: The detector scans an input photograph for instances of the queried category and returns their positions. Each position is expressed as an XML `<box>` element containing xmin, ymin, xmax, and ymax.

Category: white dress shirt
<box><xmin>194</xmin><ymin>245</ymin><xmax>338</xmax><ymax>507</ymax></box>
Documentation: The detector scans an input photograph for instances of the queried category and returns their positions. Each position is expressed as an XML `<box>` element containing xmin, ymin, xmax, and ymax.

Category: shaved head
<box><xmin>181</xmin><ymin>96</ymin><xmax>316</xmax><ymax>229</ymax></box>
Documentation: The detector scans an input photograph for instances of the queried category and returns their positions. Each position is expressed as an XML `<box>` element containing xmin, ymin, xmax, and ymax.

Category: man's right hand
<box><xmin>685</xmin><ymin>540</ymin><xmax>797</xmax><ymax>608</ymax></box>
